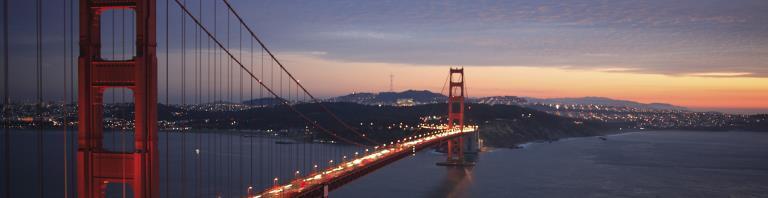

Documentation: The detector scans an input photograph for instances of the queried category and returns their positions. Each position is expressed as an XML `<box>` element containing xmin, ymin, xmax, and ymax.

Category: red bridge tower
<box><xmin>437</xmin><ymin>67</ymin><xmax>474</xmax><ymax>166</ymax></box>
<box><xmin>77</xmin><ymin>0</ymin><xmax>158</xmax><ymax>197</ymax></box>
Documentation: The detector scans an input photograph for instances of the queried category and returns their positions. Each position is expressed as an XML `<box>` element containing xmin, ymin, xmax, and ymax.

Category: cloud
<box><xmin>233</xmin><ymin>0</ymin><xmax>768</xmax><ymax>77</ymax></box>
<box><xmin>327</xmin><ymin>30</ymin><xmax>411</xmax><ymax>40</ymax></box>
<box><xmin>686</xmin><ymin>72</ymin><xmax>754</xmax><ymax>77</ymax></box>
<box><xmin>307</xmin><ymin>51</ymin><xmax>328</xmax><ymax>56</ymax></box>
<box><xmin>593</xmin><ymin>67</ymin><xmax>641</xmax><ymax>73</ymax></box>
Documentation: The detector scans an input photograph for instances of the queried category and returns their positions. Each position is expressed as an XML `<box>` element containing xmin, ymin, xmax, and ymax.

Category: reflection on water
<box><xmin>334</xmin><ymin>131</ymin><xmax>768</xmax><ymax>198</ymax></box>
<box><xmin>2</xmin><ymin>130</ymin><xmax>767</xmax><ymax>197</ymax></box>
<box><xmin>0</xmin><ymin>130</ymin><xmax>359</xmax><ymax>198</ymax></box>
<box><xmin>429</xmin><ymin>167</ymin><xmax>473</xmax><ymax>198</ymax></box>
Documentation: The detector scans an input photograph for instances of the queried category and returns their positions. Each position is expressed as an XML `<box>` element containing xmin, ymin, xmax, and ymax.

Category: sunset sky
<box><xmin>3</xmin><ymin>0</ymin><xmax>768</xmax><ymax>112</ymax></box>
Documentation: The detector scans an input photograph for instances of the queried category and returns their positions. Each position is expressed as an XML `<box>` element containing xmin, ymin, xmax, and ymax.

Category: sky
<box><xmin>2</xmin><ymin>0</ymin><xmax>768</xmax><ymax>112</ymax></box>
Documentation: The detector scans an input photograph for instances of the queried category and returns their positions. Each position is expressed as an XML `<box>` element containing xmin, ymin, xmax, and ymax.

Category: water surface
<box><xmin>334</xmin><ymin>131</ymin><xmax>768</xmax><ymax>197</ymax></box>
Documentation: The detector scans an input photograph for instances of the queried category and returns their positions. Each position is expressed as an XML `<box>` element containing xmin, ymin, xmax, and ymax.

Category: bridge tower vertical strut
<box><xmin>438</xmin><ymin>67</ymin><xmax>474</xmax><ymax>166</ymax></box>
<box><xmin>77</xmin><ymin>0</ymin><xmax>158</xmax><ymax>198</ymax></box>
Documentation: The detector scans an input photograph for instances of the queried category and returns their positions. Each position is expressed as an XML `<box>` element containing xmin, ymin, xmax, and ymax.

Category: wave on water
<box><xmin>606</xmin><ymin>131</ymin><xmax>643</xmax><ymax>137</ymax></box>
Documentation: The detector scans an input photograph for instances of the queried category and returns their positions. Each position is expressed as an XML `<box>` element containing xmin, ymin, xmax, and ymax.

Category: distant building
<box><xmin>475</xmin><ymin>96</ymin><xmax>527</xmax><ymax>106</ymax></box>
<box><xmin>396</xmin><ymin>98</ymin><xmax>415</xmax><ymax>107</ymax></box>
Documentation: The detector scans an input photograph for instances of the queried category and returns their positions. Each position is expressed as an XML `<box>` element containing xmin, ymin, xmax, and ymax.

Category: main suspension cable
<box><xmin>220</xmin><ymin>0</ymin><xmax>377</xmax><ymax>145</ymax></box>
<box><xmin>172</xmin><ymin>0</ymin><xmax>363</xmax><ymax>146</ymax></box>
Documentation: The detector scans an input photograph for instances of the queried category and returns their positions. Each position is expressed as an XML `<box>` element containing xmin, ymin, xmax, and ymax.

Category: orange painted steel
<box><xmin>445</xmin><ymin>68</ymin><xmax>466</xmax><ymax>163</ymax></box>
<box><xmin>77</xmin><ymin>0</ymin><xmax>158</xmax><ymax>197</ymax></box>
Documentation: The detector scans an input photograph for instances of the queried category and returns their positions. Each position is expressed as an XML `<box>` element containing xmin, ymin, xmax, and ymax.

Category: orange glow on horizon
<box><xmin>282</xmin><ymin>54</ymin><xmax>768</xmax><ymax>110</ymax></box>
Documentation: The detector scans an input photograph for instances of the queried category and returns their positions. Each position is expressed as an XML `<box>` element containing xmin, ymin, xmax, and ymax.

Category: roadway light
<box><xmin>273</xmin><ymin>177</ymin><xmax>279</xmax><ymax>187</ymax></box>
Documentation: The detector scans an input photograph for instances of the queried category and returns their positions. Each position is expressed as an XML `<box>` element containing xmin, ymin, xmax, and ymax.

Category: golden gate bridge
<box><xmin>0</xmin><ymin>0</ymin><xmax>479</xmax><ymax>197</ymax></box>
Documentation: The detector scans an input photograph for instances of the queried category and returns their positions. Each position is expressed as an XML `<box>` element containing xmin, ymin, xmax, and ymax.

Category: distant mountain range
<box><xmin>523</xmin><ymin>96</ymin><xmax>687</xmax><ymax>110</ymax></box>
<box><xmin>240</xmin><ymin>90</ymin><xmax>687</xmax><ymax>111</ymax></box>
<box><xmin>242</xmin><ymin>97</ymin><xmax>283</xmax><ymax>106</ymax></box>
<box><xmin>327</xmin><ymin>90</ymin><xmax>446</xmax><ymax>105</ymax></box>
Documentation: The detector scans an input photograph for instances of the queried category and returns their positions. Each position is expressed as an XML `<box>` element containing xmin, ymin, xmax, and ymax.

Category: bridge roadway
<box><xmin>253</xmin><ymin>126</ymin><xmax>478</xmax><ymax>198</ymax></box>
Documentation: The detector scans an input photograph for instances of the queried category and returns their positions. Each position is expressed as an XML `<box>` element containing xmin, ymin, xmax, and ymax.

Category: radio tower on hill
<box><xmin>389</xmin><ymin>73</ymin><xmax>394</xmax><ymax>92</ymax></box>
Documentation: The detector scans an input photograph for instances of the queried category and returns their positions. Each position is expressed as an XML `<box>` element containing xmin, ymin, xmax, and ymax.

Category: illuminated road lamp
<box><xmin>313</xmin><ymin>164</ymin><xmax>318</xmax><ymax>173</ymax></box>
<box><xmin>329</xmin><ymin>160</ymin><xmax>334</xmax><ymax>166</ymax></box>
<box><xmin>273</xmin><ymin>177</ymin><xmax>279</xmax><ymax>187</ymax></box>
<box><xmin>295</xmin><ymin>170</ymin><xmax>301</xmax><ymax>179</ymax></box>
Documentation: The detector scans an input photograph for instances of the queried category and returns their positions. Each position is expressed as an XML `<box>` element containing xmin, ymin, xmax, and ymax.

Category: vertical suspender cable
<box><xmin>212</xmin><ymin>1</ymin><xmax>220</xmax><ymax>196</ymax></box>
<box><xmin>172</xmin><ymin>1</ymin><xmax>367</xmax><ymax>188</ymax></box>
<box><xmin>268</xmin><ymin>52</ymin><xmax>272</xmax><ymax>183</ymax></box>
<box><xmin>213</xmin><ymin>0</ymin><xmax>218</xmax><ymax>103</ymax></box>
<box><xmin>238</xmin><ymin>22</ymin><xmax>244</xmax><ymax>197</ymax></box>
<box><xmin>278</xmin><ymin>53</ymin><xmax>283</xmax><ymax>181</ymax></box>
<box><xmin>239</xmin><ymin>20</ymin><xmax>242</xmax><ymax>105</ymax></box>
<box><xmin>69</xmin><ymin>0</ymin><xmax>74</xmax><ymax>103</ymax></box>
<box><xmin>35</xmin><ymin>0</ymin><xmax>44</xmax><ymax>196</ymax></box>
<box><xmin>226</xmin><ymin>9</ymin><xmax>232</xmax><ymax>197</ymax></box>
<box><xmin>206</xmin><ymin>29</ymin><xmax>212</xmax><ymax>198</ymax></box>
<box><xmin>193</xmin><ymin>3</ymin><xmax>198</xmax><ymax>106</ymax></box>
<box><xmin>249</xmin><ymin>35</ymin><xmax>254</xmax><ymax>190</ymax></box>
<box><xmin>259</xmin><ymin>42</ymin><xmax>264</xmax><ymax>189</ymax></box>
<box><xmin>181</xmin><ymin>0</ymin><xmax>187</xmax><ymax>197</ymax></box>
<box><xmin>2</xmin><ymin>0</ymin><xmax>10</xmax><ymax>196</ymax></box>
<box><xmin>273</xmin><ymin>56</ymin><xmax>278</xmax><ymax>183</ymax></box>
<box><xmin>196</xmin><ymin>1</ymin><xmax>202</xmax><ymax>197</ymax></box>
<box><xmin>68</xmin><ymin>1</ymin><xmax>75</xmax><ymax>197</ymax></box>
<box><xmin>164</xmin><ymin>0</ymin><xmax>170</xmax><ymax>197</ymax></box>
<box><xmin>62</xmin><ymin>0</ymin><xmax>69</xmax><ymax>197</ymax></box>
<box><xmin>206</xmin><ymin>23</ymin><xmax>211</xmax><ymax>103</ymax></box>
<box><xmin>303</xmin><ymin>92</ymin><xmax>307</xmax><ymax>173</ymax></box>
<box><xmin>294</xmin><ymin>84</ymin><xmax>299</xmax><ymax>175</ymax></box>
<box><xmin>221</xmin><ymin>0</ymin><xmax>376</xmax><ymax>146</ymax></box>
<box><xmin>226</xmin><ymin>11</ymin><xmax>231</xmax><ymax>103</ymax></box>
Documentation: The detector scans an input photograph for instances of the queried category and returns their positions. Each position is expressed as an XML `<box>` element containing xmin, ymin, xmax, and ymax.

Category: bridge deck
<box><xmin>253</xmin><ymin>126</ymin><xmax>477</xmax><ymax>198</ymax></box>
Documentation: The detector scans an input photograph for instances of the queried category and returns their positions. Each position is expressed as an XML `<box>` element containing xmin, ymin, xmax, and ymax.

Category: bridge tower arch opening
<box><xmin>77</xmin><ymin>0</ymin><xmax>158</xmax><ymax>198</ymax></box>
